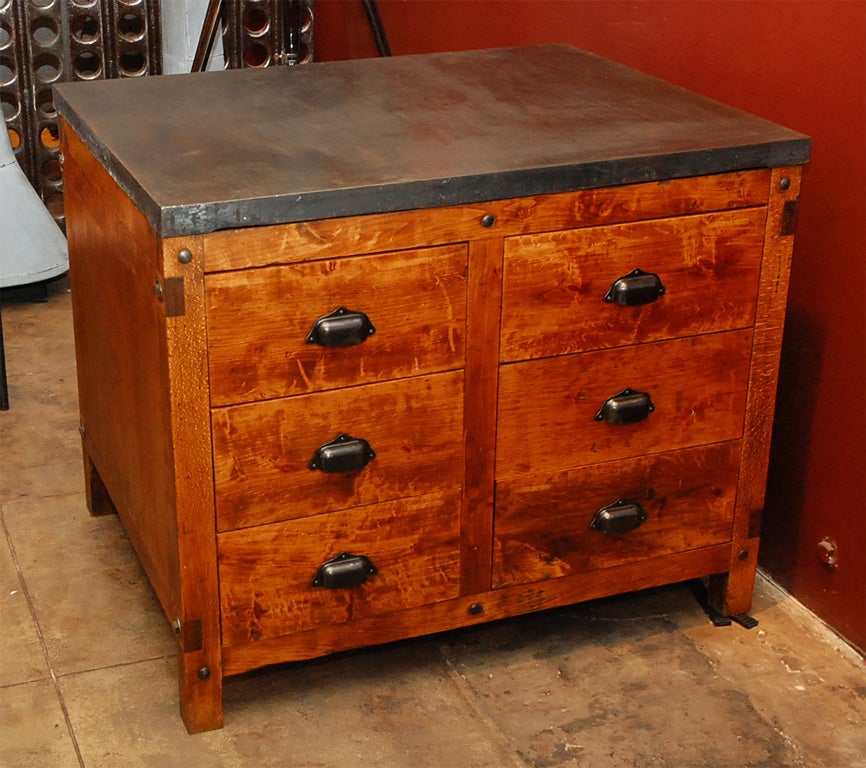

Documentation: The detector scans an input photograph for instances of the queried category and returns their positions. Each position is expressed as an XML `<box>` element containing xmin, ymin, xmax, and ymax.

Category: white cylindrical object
<box><xmin>0</xmin><ymin>129</ymin><xmax>68</xmax><ymax>288</ymax></box>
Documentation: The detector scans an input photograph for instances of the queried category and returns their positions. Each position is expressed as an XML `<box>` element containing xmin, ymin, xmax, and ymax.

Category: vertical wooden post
<box><xmin>461</xmin><ymin>232</ymin><xmax>504</xmax><ymax>595</ymax></box>
<box><xmin>162</xmin><ymin>237</ymin><xmax>224</xmax><ymax>733</ymax></box>
<box><xmin>711</xmin><ymin>166</ymin><xmax>803</xmax><ymax>616</ymax></box>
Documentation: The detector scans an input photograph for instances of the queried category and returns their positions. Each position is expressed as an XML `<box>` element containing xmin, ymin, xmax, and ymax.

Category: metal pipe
<box><xmin>362</xmin><ymin>0</ymin><xmax>391</xmax><ymax>57</ymax></box>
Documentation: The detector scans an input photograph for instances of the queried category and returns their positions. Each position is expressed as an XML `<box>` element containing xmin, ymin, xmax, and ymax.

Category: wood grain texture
<box><xmin>213</xmin><ymin>372</ymin><xmax>464</xmax><ymax>531</ymax></box>
<box><xmin>493</xmin><ymin>442</ymin><xmax>740</xmax><ymax>587</ymax></box>
<box><xmin>61</xmin><ymin>123</ymin><xmax>181</xmax><ymax>626</ymax></box>
<box><xmin>63</xmin><ymin>123</ymin><xmax>223</xmax><ymax>731</ymax></box>
<box><xmin>63</xmin><ymin>134</ymin><xmax>799</xmax><ymax>733</ymax></box>
<box><xmin>496</xmin><ymin>330</ymin><xmax>753</xmax><ymax>479</ymax></box>
<box><xmin>221</xmin><ymin>544</ymin><xmax>731</xmax><ymax>675</ymax></box>
<box><xmin>205</xmin><ymin>245</ymin><xmax>467</xmax><ymax>406</ymax></box>
<box><xmin>201</xmin><ymin>171</ymin><xmax>769</xmax><ymax>272</ymax></box>
<box><xmin>162</xmin><ymin>234</ymin><xmax>225</xmax><ymax>732</ymax></box>
<box><xmin>710</xmin><ymin>167</ymin><xmax>803</xmax><ymax>616</ymax></box>
<box><xmin>218</xmin><ymin>490</ymin><xmax>462</xmax><ymax>646</ymax></box>
<box><xmin>460</xmin><ymin>237</ymin><xmax>504</xmax><ymax>594</ymax></box>
<box><xmin>501</xmin><ymin>208</ymin><xmax>766</xmax><ymax>361</ymax></box>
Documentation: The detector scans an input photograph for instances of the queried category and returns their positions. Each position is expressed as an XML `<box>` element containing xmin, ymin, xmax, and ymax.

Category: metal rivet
<box><xmin>738</xmin><ymin>549</ymin><xmax>749</xmax><ymax>561</ymax></box>
<box><xmin>154</xmin><ymin>279</ymin><xmax>164</xmax><ymax>300</ymax></box>
<box><xmin>198</xmin><ymin>667</ymin><xmax>211</xmax><ymax>679</ymax></box>
<box><xmin>480</xmin><ymin>214</ymin><xmax>496</xmax><ymax>228</ymax></box>
<box><xmin>468</xmin><ymin>603</ymin><xmax>483</xmax><ymax>615</ymax></box>
<box><xmin>172</xmin><ymin>618</ymin><xmax>182</xmax><ymax>635</ymax></box>
<box><xmin>178</xmin><ymin>248</ymin><xmax>193</xmax><ymax>264</ymax></box>
<box><xmin>779</xmin><ymin>177</ymin><xmax>791</xmax><ymax>191</ymax></box>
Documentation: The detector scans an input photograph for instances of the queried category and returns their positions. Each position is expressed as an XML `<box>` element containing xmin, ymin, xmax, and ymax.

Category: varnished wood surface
<box><xmin>206</xmin><ymin>245</ymin><xmax>467</xmax><ymax>406</ymax></box>
<box><xmin>493</xmin><ymin>442</ymin><xmax>740</xmax><ymax>587</ymax></box>
<box><xmin>460</xmin><ymin>237</ymin><xmax>504</xmax><ymax>595</ymax></box>
<box><xmin>62</xmin><ymin>135</ymin><xmax>800</xmax><ymax>732</ymax></box>
<box><xmin>496</xmin><ymin>330</ymin><xmax>753</xmax><ymax>479</ymax></box>
<box><xmin>218</xmin><ymin>490</ymin><xmax>462</xmax><ymax>646</ymax></box>
<box><xmin>710</xmin><ymin>166</ymin><xmax>803</xmax><ymax>616</ymax></box>
<box><xmin>63</xmin><ymin>123</ymin><xmax>226</xmax><ymax>732</ymax></box>
<box><xmin>201</xmin><ymin>171</ymin><xmax>770</xmax><ymax>272</ymax></box>
<box><xmin>501</xmin><ymin>208</ymin><xmax>765</xmax><ymax>361</ymax></box>
<box><xmin>220</xmin><ymin>544</ymin><xmax>731</xmax><ymax>676</ymax></box>
<box><xmin>161</xmin><ymin>233</ymin><xmax>225</xmax><ymax>732</ymax></box>
<box><xmin>213</xmin><ymin>372</ymin><xmax>464</xmax><ymax>531</ymax></box>
<box><xmin>61</xmin><ymin>123</ymin><xmax>182</xmax><ymax>625</ymax></box>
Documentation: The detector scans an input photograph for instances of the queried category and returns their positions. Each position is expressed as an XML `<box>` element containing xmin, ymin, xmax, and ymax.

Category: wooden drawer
<box><xmin>205</xmin><ymin>244</ymin><xmax>467</xmax><ymax>406</ymax></box>
<box><xmin>213</xmin><ymin>371</ymin><xmax>464</xmax><ymax>531</ymax></box>
<box><xmin>496</xmin><ymin>330</ymin><xmax>751</xmax><ymax>479</ymax></box>
<box><xmin>218</xmin><ymin>489</ymin><xmax>462</xmax><ymax>645</ymax></box>
<box><xmin>493</xmin><ymin>442</ymin><xmax>739</xmax><ymax>588</ymax></box>
<box><xmin>500</xmin><ymin>209</ymin><xmax>765</xmax><ymax>362</ymax></box>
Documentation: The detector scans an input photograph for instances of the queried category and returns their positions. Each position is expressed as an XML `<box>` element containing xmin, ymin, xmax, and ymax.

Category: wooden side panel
<box><xmin>218</xmin><ymin>490</ymin><xmax>462</xmax><ymax>646</ymax></box>
<box><xmin>711</xmin><ymin>167</ymin><xmax>803</xmax><ymax>616</ymax></box>
<box><xmin>60</xmin><ymin>123</ymin><xmax>181</xmax><ymax>626</ymax></box>
<box><xmin>213</xmin><ymin>372</ymin><xmax>464</xmax><ymax>530</ymax></box>
<box><xmin>205</xmin><ymin>245</ymin><xmax>467</xmax><ymax>406</ymax></box>
<box><xmin>493</xmin><ymin>442</ymin><xmax>740</xmax><ymax>588</ymax></box>
<box><xmin>496</xmin><ymin>330</ymin><xmax>753</xmax><ymax>479</ymax></box>
<box><xmin>221</xmin><ymin>544</ymin><xmax>731</xmax><ymax>676</ymax></box>
<box><xmin>202</xmin><ymin>171</ymin><xmax>770</xmax><ymax>272</ymax></box>
<box><xmin>501</xmin><ymin>208</ymin><xmax>766</xmax><ymax>361</ymax></box>
<box><xmin>63</xmin><ymin>124</ymin><xmax>224</xmax><ymax>733</ymax></box>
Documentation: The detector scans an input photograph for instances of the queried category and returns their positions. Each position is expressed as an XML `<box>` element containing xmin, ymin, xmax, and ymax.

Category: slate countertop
<box><xmin>55</xmin><ymin>44</ymin><xmax>810</xmax><ymax>237</ymax></box>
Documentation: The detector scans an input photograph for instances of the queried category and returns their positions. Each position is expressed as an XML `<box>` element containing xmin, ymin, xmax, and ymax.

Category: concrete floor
<box><xmin>1</xmin><ymin>278</ymin><xmax>864</xmax><ymax>768</ymax></box>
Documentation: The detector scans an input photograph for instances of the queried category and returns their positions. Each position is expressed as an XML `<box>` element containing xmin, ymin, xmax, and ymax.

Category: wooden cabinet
<box><xmin>55</xmin><ymin>45</ymin><xmax>809</xmax><ymax>732</ymax></box>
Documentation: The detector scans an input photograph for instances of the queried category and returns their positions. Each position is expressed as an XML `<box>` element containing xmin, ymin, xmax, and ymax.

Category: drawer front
<box><xmin>496</xmin><ymin>330</ymin><xmax>751</xmax><ymax>479</ymax></box>
<box><xmin>500</xmin><ymin>209</ymin><xmax>765</xmax><ymax>362</ymax></box>
<box><xmin>493</xmin><ymin>442</ymin><xmax>739</xmax><ymax>588</ymax></box>
<box><xmin>206</xmin><ymin>244</ymin><xmax>467</xmax><ymax>406</ymax></box>
<box><xmin>213</xmin><ymin>371</ymin><xmax>464</xmax><ymax>531</ymax></box>
<box><xmin>218</xmin><ymin>490</ymin><xmax>462</xmax><ymax>646</ymax></box>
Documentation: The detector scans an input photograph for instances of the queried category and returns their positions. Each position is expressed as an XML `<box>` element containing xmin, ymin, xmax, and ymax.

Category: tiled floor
<box><xmin>1</xmin><ymin>278</ymin><xmax>864</xmax><ymax>768</ymax></box>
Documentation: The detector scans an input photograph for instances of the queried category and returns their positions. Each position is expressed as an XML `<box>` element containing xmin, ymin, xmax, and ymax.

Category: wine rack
<box><xmin>1</xmin><ymin>0</ymin><xmax>161</xmax><ymax>229</ymax></box>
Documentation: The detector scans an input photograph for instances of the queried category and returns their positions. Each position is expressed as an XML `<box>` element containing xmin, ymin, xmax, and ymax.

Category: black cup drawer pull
<box><xmin>590</xmin><ymin>499</ymin><xmax>648</xmax><ymax>535</ymax></box>
<box><xmin>604</xmin><ymin>268</ymin><xmax>665</xmax><ymax>306</ymax></box>
<box><xmin>308</xmin><ymin>434</ymin><xmax>376</xmax><ymax>473</ymax></box>
<box><xmin>306</xmin><ymin>306</ymin><xmax>376</xmax><ymax>348</ymax></box>
<box><xmin>311</xmin><ymin>552</ymin><xmax>378</xmax><ymax>589</ymax></box>
<box><xmin>595</xmin><ymin>388</ymin><xmax>655</xmax><ymax>425</ymax></box>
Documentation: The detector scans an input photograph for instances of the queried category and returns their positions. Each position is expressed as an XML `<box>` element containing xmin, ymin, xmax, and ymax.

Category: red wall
<box><xmin>316</xmin><ymin>0</ymin><xmax>866</xmax><ymax>651</ymax></box>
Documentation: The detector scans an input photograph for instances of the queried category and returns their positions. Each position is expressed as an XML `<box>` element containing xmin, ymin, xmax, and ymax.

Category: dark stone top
<box><xmin>55</xmin><ymin>45</ymin><xmax>810</xmax><ymax>237</ymax></box>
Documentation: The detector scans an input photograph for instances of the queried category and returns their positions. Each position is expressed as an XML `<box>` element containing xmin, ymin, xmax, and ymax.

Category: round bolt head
<box><xmin>481</xmin><ymin>214</ymin><xmax>496</xmax><ymax>228</ymax></box>
<box><xmin>178</xmin><ymin>248</ymin><xmax>193</xmax><ymax>264</ymax></box>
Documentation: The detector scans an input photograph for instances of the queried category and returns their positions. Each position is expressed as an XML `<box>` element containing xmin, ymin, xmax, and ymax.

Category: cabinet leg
<box><xmin>81</xmin><ymin>441</ymin><xmax>117</xmax><ymax>517</ymax></box>
<box><xmin>177</xmin><ymin>649</ymin><xmax>224</xmax><ymax>733</ymax></box>
<box><xmin>708</xmin><ymin>537</ymin><xmax>760</xmax><ymax>616</ymax></box>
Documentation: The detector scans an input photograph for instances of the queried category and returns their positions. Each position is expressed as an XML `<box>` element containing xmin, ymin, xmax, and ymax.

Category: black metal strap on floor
<box><xmin>688</xmin><ymin>579</ymin><xmax>759</xmax><ymax>629</ymax></box>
